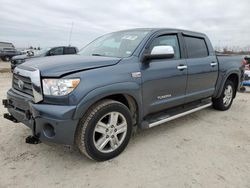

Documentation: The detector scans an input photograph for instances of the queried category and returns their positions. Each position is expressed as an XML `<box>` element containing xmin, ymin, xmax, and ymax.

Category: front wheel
<box><xmin>212</xmin><ymin>80</ymin><xmax>235</xmax><ymax>111</ymax></box>
<box><xmin>76</xmin><ymin>99</ymin><xmax>133</xmax><ymax>161</ymax></box>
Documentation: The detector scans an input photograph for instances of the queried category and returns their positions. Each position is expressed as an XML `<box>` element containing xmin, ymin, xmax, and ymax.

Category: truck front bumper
<box><xmin>3</xmin><ymin>89</ymin><xmax>79</xmax><ymax>145</ymax></box>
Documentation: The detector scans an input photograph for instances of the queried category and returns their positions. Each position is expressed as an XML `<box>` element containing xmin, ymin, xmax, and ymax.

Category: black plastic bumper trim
<box><xmin>3</xmin><ymin>113</ymin><xmax>19</xmax><ymax>123</ymax></box>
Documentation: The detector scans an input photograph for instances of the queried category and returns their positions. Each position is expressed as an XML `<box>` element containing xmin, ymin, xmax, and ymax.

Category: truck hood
<box><xmin>20</xmin><ymin>55</ymin><xmax>121</xmax><ymax>77</ymax></box>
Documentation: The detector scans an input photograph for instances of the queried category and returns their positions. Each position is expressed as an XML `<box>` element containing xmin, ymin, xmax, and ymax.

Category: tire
<box><xmin>76</xmin><ymin>99</ymin><xmax>133</xmax><ymax>161</ymax></box>
<box><xmin>212</xmin><ymin>80</ymin><xmax>235</xmax><ymax>111</ymax></box>
<box><xmin>3</xmin><ymin>56</ymin><xmax>11</xmax><ymax>62</ymax></box>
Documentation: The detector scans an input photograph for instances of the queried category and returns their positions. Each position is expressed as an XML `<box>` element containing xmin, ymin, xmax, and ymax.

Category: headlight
<box><xmin>42</xmin><ymin>78</ymin><xmax>80</xmax><ymax>96</ymax></box>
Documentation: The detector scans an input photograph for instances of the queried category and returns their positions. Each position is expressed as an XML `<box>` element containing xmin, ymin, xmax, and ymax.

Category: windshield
<box><xmin>78</xmin><ymin>30</ymin><xmax>149</xmax><ymax>58</ymax></box>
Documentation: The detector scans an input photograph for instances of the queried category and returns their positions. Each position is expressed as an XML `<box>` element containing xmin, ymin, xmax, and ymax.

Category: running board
<box><xmin>141</xmin><ymin>100</ymin><xmax>212</xmax><ymax>129</ymax></box>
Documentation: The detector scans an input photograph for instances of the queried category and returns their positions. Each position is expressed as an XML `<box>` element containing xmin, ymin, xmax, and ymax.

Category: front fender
<box><xmin>73</xmin><ymin>82</ymin><xmax>143</xmax><ymax>122</ymax></box>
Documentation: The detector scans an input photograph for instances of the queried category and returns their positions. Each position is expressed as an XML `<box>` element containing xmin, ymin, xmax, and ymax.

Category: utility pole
<box><xmin>68</xmin><ymin>22</ymin><xmax>74</xmax><ymax>46</ymax></box>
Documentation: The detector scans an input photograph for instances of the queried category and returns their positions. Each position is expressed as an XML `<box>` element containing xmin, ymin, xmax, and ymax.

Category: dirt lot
<box><xmin>0</xmin><ymin>72</ymin><xmax>250</xmax><ymax>188</ymax></box>
<box><xmin>0</xmin><ymin>60</ymin><xmax>11</xmax><ymax>73</ymax></box>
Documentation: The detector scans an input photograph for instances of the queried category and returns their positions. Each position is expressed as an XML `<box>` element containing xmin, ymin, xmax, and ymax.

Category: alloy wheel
<box><xmin>93</xmin><ymin>112</ymin><xmax>127</xmax><ymax>153</ymax></box>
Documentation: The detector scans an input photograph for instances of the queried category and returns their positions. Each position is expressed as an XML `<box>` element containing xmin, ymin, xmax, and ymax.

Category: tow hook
<box><xmin>25</xmin><ymin>135</ymin><xmax>41</xmax><ymax>144</ymax></box>
<box><xmin>25</xmin><ymin>119</ymin><xmax>41</xmax><ymax>144</ymax></box>
<box><xmin>2</xmin><ymin>99</ymin><xmax>10</xmax><ymax>108</ymax></box>
<box><xmin>3</xmin><ymin>113</ymin><xmax>19</xmax><ymax>123</ymax></box>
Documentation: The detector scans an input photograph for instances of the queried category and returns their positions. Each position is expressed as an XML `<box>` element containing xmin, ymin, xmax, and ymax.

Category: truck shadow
<box><xmin>30</xmin><ymin>107</ymin><xmax>216</xmax><ymax>165</ymax></box>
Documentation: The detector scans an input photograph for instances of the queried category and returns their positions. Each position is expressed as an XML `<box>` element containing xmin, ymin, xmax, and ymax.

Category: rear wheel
<box><xmin>76</xmin><ymin>99</ymin><xmax>132</xmax><ymax>161</ymax></box>
<box><xmin>3</xmin><ymin>56</ymin><xmax>11</xmax><ymax>62</ymax></box>
<box><xmin>212</xmin><ymin>80</ymin><xmax>235</xmax><ymax>111</ymax></box>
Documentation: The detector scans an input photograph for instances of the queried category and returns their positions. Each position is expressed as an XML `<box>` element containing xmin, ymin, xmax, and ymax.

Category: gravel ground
<box><xmin>0</xmin><ymin>60</ymin><xmax>11</xmax><ymax>73</ymax></box>
<box><xmin>0</xmin><ymin>72</ymin><xmax>250</xmax><ymax>188</ymax></box>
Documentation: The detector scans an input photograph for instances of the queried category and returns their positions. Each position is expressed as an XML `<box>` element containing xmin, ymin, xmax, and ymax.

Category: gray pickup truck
<box><xmin>3</xmin><ymin>28</ymin><xmax>244</xmax><ymax>161</ymax></box>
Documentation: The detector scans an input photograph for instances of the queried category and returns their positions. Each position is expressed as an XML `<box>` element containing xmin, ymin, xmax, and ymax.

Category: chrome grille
<box><xmin>13</xmin><ymin>66</ymin><xmax>43</xmax><ymax>103</ymax></box>
<box><xmin>13</xmin><ymin>73</ymin><xmax>33</xmax><ymax>97</ymax></box>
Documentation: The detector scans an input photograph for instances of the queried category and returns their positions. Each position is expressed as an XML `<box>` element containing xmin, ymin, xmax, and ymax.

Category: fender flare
<box><xmin>214</xmin><ymin>69</ymin><xmax>240</xmax><ymax>98</ymax></box>
<box><xmin>73</xmin><ymin>82</ymin><xmax>143</xmax><ymax>122</ymax></box>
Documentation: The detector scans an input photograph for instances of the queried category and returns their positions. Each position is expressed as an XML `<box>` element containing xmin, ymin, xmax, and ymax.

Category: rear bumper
<box><xmin>3</xmin><ymin>89</ymin><xmax>79</xmax><ymax>145</ymax></box>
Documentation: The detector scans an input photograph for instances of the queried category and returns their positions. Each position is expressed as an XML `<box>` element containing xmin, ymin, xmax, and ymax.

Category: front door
<box><xmin>141</xmin><ymin>34</ymin><xmax>187</xmax><ymax>116</ymax></box>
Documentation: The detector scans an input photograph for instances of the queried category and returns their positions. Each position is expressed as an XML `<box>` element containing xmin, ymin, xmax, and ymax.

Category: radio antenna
<box><xmin>68</xmin><ymin>22</ymin><xmax>74</xmax><ymax>46</ymax></box>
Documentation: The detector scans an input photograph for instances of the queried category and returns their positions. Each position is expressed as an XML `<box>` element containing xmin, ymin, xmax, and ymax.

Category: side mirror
<box><xmin>143</xmin><ymin>45</ymin><xmax>175</xmax><ymax>61</ymax></box>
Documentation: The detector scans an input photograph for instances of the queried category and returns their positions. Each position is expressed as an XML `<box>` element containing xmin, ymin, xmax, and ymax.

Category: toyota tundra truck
<box><xmin>2</xmin><ymin>28</ymin><xmax>244</xmax><ymax>161</ymax></box>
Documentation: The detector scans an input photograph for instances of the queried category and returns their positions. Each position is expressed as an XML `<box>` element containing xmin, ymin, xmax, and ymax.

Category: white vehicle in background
<box><xmin>20</xmin><ymin>49</ymin><xmax>41</xmax><ymax>56</ymax></box>
<box><xmin>242</xmin><ymin>57</ymin><xmax>250</xmax><ymax>87</ymax></box>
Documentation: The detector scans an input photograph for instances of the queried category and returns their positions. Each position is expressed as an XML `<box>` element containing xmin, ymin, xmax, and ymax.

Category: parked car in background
<box><xmin>0</xmin><ymin>42</ymin><xmax>14</xmax><ymax>49</ymax></box>
<box><xmin>3</xmin><ymin>28</ymin><xmax>244</xmax><ymax>161</ymax></box>
<box><xmin>244</xmin><ymin>56</ymin><xmax>250</xmax><ymax>65</ymax></box>
<box><xmin>11</xmin><ymin>46</ymin><xmax>78</xmax><ymax>71</ymax></box>
<box><xmin>0</xmin><ymin>48</ymin><xmax>22</xmax><ymax>61</ymax></box>
<box><xmin>241</xmin><ymin>56</ymin><xmax>250</xmax><ymax>88</ymax></box>
<box><xmin>20</xmin><ymin>49</ymin><xmax>36</xmax><ymax>56</ymax></box>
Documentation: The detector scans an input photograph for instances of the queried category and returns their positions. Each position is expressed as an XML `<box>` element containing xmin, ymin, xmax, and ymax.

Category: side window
<box><xmin>49</xmin><ymin>47</ymin><xmax>64</xmax><ymax>56</ymax></box>
<box><xmin>184</xmin><ymin>36</ymin><xmax>208</xmax><ymax>58</ymax></box>
<box><xmin>64</xmin><ymin>47</ymin><xmax>76</xmax><ymax>54</ymax></box>
<box><xmin>149</xmin><ymin>35</ymin><xmax>180</xmax><ymax>59</ymax></box>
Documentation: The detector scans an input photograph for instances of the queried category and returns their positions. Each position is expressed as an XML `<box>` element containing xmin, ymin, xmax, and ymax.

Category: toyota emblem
<box><xmin>17</xmin><ymin>79</ymin><xmax>24</xmax><ymax>90</ymax></box>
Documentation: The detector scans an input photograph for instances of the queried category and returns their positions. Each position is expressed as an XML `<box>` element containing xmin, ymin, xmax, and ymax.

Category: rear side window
<box><xmin>64</xmin><ymin>47</ymin><xmax>76</xmax><ymax>54</ymax></box>
<box><xmin>49</xmin><ymin>47</ymin><xmax>64</xmax><ymax>55</ymax></box>
<box><xmin>184</xmin><ymin>36</ymin><xmax>208</xmax><ymax>58</ymax></box>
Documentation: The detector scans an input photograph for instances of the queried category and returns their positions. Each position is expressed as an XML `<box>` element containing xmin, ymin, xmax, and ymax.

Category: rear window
<box><xmin>184</xmin><ymin>36</ymin><xmax>208</xmax><ymax>58</ymax></box>
<box><xmin>64</xmin><ymin>47</ymin><xmax>76</xmax><ymax>54</ymax></box>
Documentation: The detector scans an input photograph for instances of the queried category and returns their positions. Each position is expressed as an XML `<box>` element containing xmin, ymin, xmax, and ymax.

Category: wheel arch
<box><xmin>73</xmin><ymin>82</ymin><xmax>143</xmax><ymax>126</ymax></box>
<box><xmin>101</xmin><ymin>94</ymin><xmax>139</xmax><ymax>126</ymax></box>
<box><xmin>215</xmin><ymin>71</ymin><xmax>240</xmax><ymax>99</ymax></box>
<box><xmin>227</xmin><ymin>73</ymin><xmax>239</xmax><ymax>98</ymax></box>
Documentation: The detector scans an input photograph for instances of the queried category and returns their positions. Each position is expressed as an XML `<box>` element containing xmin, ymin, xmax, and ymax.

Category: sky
<box><xmin>0</xmin><ymin>0</ymin><xmax>249</xmax><ymax>50</ymax></box>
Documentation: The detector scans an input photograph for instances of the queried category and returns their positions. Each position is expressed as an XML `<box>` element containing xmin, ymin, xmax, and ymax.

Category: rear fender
<box><xmin>214</xmin><ymin>69</ymin><xmax>240</xmax><ymax>98</ymax></box>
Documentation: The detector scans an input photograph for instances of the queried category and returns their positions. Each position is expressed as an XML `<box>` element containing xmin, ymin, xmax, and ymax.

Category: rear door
<box><xmin>183</xmin><ymin>35</ymin><xmax>218</xmax><ymax>102</ymax></box>
<box><xmin>141</xmin><ymin>33</ymin><xmax>188</xmax><ymax>116</ymax></box>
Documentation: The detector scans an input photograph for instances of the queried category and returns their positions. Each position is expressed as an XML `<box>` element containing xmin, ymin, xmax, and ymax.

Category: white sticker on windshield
<box><xmin>122</xmin><ymin>35</ymin><xmax>138</xmax><ymax>40</ymax></box>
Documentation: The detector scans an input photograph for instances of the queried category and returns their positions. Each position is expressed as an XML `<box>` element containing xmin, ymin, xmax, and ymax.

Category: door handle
<box><xmin>210</xmin><ymin>62</ymin><xmax>218</xmax><ymax>67</ymax></box>
<box><xmin>177</xmin><ymin>65</ymin><xmax>188</xmax><ymax>70</ymax></box>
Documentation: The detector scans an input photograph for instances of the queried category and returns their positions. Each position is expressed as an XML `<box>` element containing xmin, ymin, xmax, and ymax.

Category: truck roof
<box><xmin>0</xmin><ymin>42</ymin><xmax>15</xmax><ymax>48</ymax></box>
<box><xmin>115</xmin><ymin>28</ymin><xmax>207</xmax><ymax>37</ymax></box>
